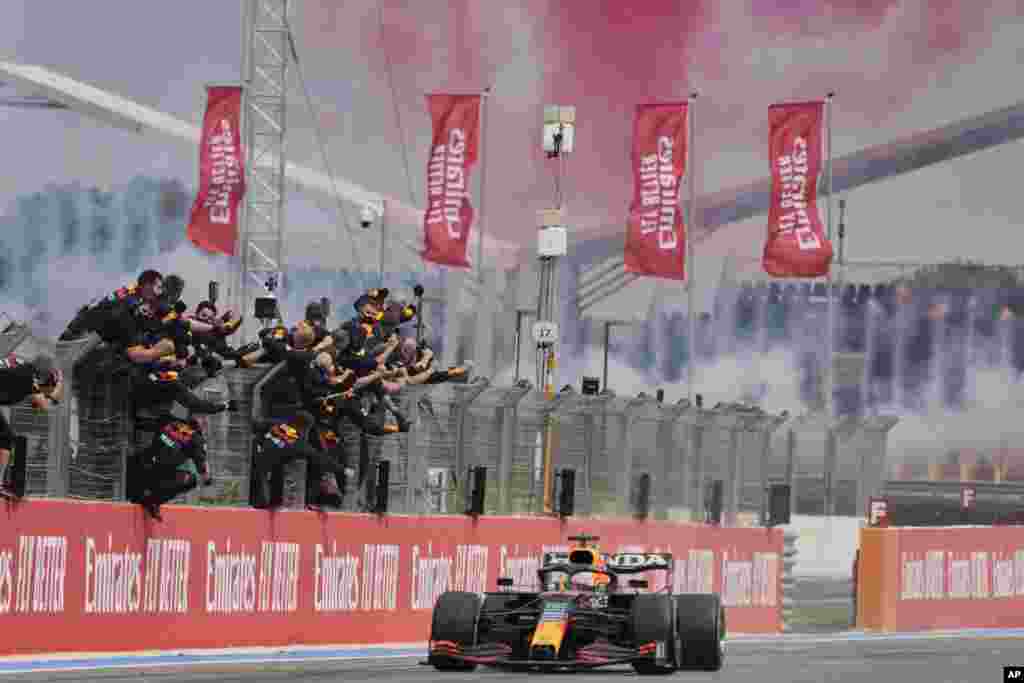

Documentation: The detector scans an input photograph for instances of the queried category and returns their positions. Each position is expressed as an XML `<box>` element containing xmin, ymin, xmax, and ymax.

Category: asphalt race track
<box><xmin>3</xmin><ymin>633</ymin><xmax>1023</xmax><ymax>683</ymax></box>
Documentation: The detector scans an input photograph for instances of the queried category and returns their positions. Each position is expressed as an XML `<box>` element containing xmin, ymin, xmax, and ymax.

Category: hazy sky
<box><xmin>3</xmin><ymin>0</ymin><xmax>1024</xmax><ymax>301</ymax></box>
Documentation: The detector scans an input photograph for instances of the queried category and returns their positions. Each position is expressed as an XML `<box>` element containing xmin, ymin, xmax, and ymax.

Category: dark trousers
<box><xmin>127</xmin><ymin>456</ymin><xmax>197</xmax><ymax>507</ymax></box>
<box><xmin>133</xmin><ymin>375</ymin><xmax>224</xmax><ymax>415</ymax></box>
<box><xmin>253</xmin><ymin>436</ymin><xmax>342</xmax><ymax>506</ymax></box>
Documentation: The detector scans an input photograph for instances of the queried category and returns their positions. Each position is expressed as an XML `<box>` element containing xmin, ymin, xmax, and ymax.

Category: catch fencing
<box><xmin>5</xmin><ymin>331</ymin><xmax>900</xmax><ymax>522</ymax></box>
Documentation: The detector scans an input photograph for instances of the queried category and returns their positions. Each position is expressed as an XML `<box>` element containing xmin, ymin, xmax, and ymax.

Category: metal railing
<box><xmin>7</xmin><ymin>337</ymin><xmax>902</xmax><ymax>522</ymax></box>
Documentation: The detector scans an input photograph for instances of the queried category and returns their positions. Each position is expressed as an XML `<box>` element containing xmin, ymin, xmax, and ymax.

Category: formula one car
<box><xmin>426</xmin><ymin>535</ymin><xmax>724</xmax><ymax>674</ymax></box>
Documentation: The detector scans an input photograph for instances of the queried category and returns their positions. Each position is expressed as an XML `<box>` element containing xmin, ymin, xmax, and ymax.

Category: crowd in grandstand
<box><xmin>706</xmin><ymin>280</ymin><xmax>1024</xmax><ymax>416</ymax></box>
<box><xmin>0</xmin><ymin>269</ymin><xmax>473</xmax><ymax>518</ymax></box>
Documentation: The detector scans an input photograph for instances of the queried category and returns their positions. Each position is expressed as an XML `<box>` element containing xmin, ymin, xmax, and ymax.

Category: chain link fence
<box><xmin>4</xmin><ymin>333</ymin><xmax>902</xmax><ymax>523</ymax></box>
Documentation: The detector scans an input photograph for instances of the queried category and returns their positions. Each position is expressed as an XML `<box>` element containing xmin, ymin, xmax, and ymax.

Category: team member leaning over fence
<box><xmin>300</xmin><ymin>353</ymin><xmax>354</xmax><ymax>509</ymax></box>
<box><xmin>263</xmin><ymin>320</ymin><xmax>323</xmax><ymax>389</ymax></box>
<box><xmin>128</xmin><ymin>300</ymin><xmax>234</xmax><ymax>417</ymax></box>
<box><xmin>251</xmin><ymin>411</ymin><xmax>342</xmax><ymax>509</ymax></box>
<box><xmin>330</xmin><ymin>320</ymin><xmax>411</xmax><ymax>434</ymax></box>
<box><xmin>128</xmin><ymin>413</ymin><xmax>212</xmax><ymax>520</ymax></box>
<box><xmin>303</xmin><ymin>300</ymin><xmax>331</xmax><ymax>348</ymax></box>
<box><xmin>188</xmin><ymin>300</ymin><xmax>255</xmax><ymax>375</ymax></box>
<box><xmin>0</xmin><ymin>354</ymin><xmax>62</xmax><ymax>498</ymax></box>
<box><xmin>235</xmin><ymin>323</ymin><xmax>288</xmax><ymax>367</ymax></box>
<box><xmin>59</xmin><ymin>269</ymin><xmax>165</xmax><ymax>345</ymax></box>
<box><xmin>310</xmin><ymin>327</ymin><xmax>407</xmax><ymax>511</ymax></box>
<box><xmin>372</xmin><ymin>296</ymin><xmax>473</xmax><ymax>386</ymax></box>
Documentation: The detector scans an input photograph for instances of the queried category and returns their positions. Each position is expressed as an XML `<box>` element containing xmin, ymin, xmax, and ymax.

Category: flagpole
<box><xmin>687</xmin><ymin>91</ymin><xmax>699</xmax><ymax>405</ymax></box>
<box><xmin>824</xmin><ymin>92</ymin><xmax>835</xmax><ymax>423</ymax></box>
<box><xmin>475</xmin><ymin>87</ymin><xmax>492</xmax><ymax>276</ymax></box>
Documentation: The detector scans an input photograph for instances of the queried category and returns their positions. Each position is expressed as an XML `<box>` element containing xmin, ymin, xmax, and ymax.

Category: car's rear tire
<box><xmin>630</xmin><ymin>593</ymin><xmax>679</xmax><ymax>675</ymax></box>
<box><xmin>675</xmin><ymin>593</ymin><xmax>724</xmax><ymax>672</ymax></box>
<box><xmin>428</xmin><ymin>591</ymin><xmax>482</xmax><ymax>672</ymax></box>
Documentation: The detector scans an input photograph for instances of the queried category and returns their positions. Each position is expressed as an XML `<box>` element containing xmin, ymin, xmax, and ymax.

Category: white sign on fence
<box><xmin>532</xmin><ymin>321</ymin><xmax>558</xmax><ymax>345</ymax></box>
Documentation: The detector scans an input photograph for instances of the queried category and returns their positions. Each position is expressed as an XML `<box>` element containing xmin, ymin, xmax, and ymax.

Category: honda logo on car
<box><xmin>607</xmin><ymin>553</ymin><xmax>669</xmax><ymax>568</ymax></box>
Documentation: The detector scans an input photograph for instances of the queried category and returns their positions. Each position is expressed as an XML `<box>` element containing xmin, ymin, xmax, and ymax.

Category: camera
<box><xmin>360</xmin><ymin>205</ymin><xmax>375</xmax><ymax>229</ymax></box>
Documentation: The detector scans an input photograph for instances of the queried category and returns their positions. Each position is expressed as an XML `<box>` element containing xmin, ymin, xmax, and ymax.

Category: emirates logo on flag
<box><xmin>186</xmin><ymin>86</ymin><xmax>247</xmax><ymax>256</ymax></box>
<box><xmin>421</xmin><ymin>94</ymin><xmax>481</xmax><ymax>269</ymax></box>
<box><xmin>623</xmin><ymin>102</ymin><xmax>689</xmax><ymax>281</ymax></box>
<box><xmin>762</xmin><ymin>101</ymin><xmax>833</xmax><ymax>278</ymax></box>
<box><xmin>426</xmin><ymin>129</ymin><xmax>470</xmax><ymax>236</ymax></box>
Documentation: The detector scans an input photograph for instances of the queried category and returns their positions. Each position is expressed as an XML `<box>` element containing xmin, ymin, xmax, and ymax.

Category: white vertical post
<box><xmin>686</xmin><ymin>91</ymin><xmax>698</xmax><ymax>405</ymax></box>
<box><xmin>472</xmin><ymin>88</ymin><xmax>493</xmax><ymax>376</ymax></box>
<box><xmin>824</xmin><ymin>92</ymin><xmax>837</xmax><ymax>516</ymax></box>
<box><xmin>378</xmin><ymin>200</ymin><xmax>386</xmax><ymax>286</ymax></box>
<box><xmin>824</xmin><ymin>92</ymin><xmax>835</xmax><ymax>422</ymax></box>
<box><xmin>475</xmin><ymin>87</ymin><xmax>492</xmax><ymax>276</ymax></box>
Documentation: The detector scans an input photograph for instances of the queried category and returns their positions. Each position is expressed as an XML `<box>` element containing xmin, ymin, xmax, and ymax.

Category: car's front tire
<box><xmin>630</xmin><ymin>593</ymin><xmax>680</xmax><ymax>675</ymax></box>
<box><xmin>428</xmin><ymin>591</ymin><xmax>482</xmax><ymax>672</ymax></box>
<box><xmin>675</xmin><ymin>593</ymin><xmax>724</xmax><ymax>672</ymax></box>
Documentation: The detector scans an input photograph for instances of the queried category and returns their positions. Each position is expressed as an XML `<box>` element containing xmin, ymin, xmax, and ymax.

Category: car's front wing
<box><xmin>427</xmin><ymin>639</ymin><xmax>661</xmax><ymax>670</ymax></box>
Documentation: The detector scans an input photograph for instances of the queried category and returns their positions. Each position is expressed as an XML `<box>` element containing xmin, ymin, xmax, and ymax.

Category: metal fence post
<box><xmin>49</xmin><ymin>342</ymin><xmax>76</xmax><ymax>498</ymax></box>
<box><xmin>786</xmin><ymin>428</ymin><xmax>797</xmax><ymax>518</ymax></box>
<box><xmin>856</xmin><ymin>416</ymin><xmax>899</xmax><ymax>518</ymax></box>
<box><xmin>498</xmin><ymin>385</ymin><xmax>531</xmax><ymax>514</ymax></box>
<box><xmin>824</xmin><ymin>427</ymin><xmax>838</xmax><ymax>516</ymax></box>
<box><xmin>404</xmin><ymin>389</ymin><xmax>423</xmax><ymax>514</ymax></box>
<box><xmin>677</xmin><ymin>406</ymin><xmax>693</xmax><ymax>518</ymax></box>
<box><xmin>725</xmin><ymin>425</ymin><xmax>741</xmax><ymax>526</ymax></box>
<box><xmin>758</xmin><ymin>414</ymin><xmax>789</xmax><ymax>525</ymax></box>
<box><xmin>659</xmin><ymin>401</ymin><xmax>689</xmax><ymax>521</ymax></box>
<box><xmin>689</xmin><ymin>416</ymin><xmax>706</xmax><ymax>522</ymax></box>
<box><xmin>452</xmin><ymin>381</ymin><xmax>491</xmax><ymax>511</ymax></box>
<box><xmin>618</xmin><ymin>398</ymin><xmax>646</xmax><ymax>517</ymax></box>
<box><xmin>759</xmin><ymin>428</ymin><xmax>772</xmax><ymax>526</ymax></box>
<box><xmin>403</xmin><ymin>385</ymin><xmax>439</xmax><ymax>514</ymax></box>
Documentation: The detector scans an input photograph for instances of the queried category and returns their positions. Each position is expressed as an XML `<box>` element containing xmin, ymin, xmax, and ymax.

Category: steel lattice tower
<box><xmin>237</xmin><ymin>0</ymin><xmax>292</xmax><ymax>337</ymax></box>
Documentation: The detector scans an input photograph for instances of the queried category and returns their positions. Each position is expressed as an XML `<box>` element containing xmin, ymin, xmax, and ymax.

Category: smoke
<box><xmin>0</xmin><ymin>177</ymin><xmax>211</xmax><ymax>337</ymax></box>
<box><xmin>294</xmin><ymin>0</ymin><xmax>1019</xmax><ymax>247</ymax></box>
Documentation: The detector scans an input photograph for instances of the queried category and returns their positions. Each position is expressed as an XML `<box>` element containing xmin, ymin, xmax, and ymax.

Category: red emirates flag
<box><xmin>762</xmin><ymin>102</ymin><xmax>833</xmax><ymax>277</ymax></box>
<box><xmin>186</xmin><ymin>86</ymin><xmax>246</xmax><ymax>256</ymax></box>
<box><xmin>623</xmin><ymin>103</ymin><xmax>688</xmax><ymax>280</ymax></box>
<box><xmin>422</xmin><ymin>94</ymin><xmax>481</xmax><ymax>268</ymax></box>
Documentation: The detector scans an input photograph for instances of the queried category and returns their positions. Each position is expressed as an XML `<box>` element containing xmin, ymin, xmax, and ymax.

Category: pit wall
<box><xmin>0</xmin><ymin>499</ymin><xmax>783</xmax><ymax>655</ymax></box>
<box><xmin>857</xmin><ymin>526</ymin><xmax>1024</xmax><ymax>632</ymax></box>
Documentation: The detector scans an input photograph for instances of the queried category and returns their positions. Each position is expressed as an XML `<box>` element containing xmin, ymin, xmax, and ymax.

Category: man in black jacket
<box><xmin>130</xmin><ymin>415</ymin><xmax>212</xmax><ymax>520</ymax></box>
<box><xmin>0</xmin><ymin>354</ymin><xmax>63</xmax><ymax>497</ymax></box>
<box><xmin>129</xmin><ymin>302</ymin><xmax>234</xmax><ymax>417</ymax></box>
<box><xmin>60</xmin><ymin>269</ymin><xmax>165</xmax><ymax>345</ymax></box>
<box><xmin>188</xmin><ymin>300</ymin><xmax>252</xmax><ymax>376</ymax></box>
